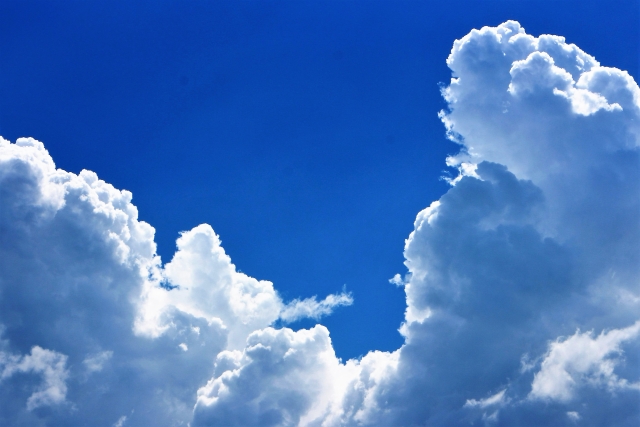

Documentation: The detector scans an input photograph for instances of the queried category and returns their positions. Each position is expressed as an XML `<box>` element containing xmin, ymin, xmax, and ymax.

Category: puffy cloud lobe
<box><xmin>136</xmin><ymin>223</ymin><xmax>283</xmax><ymax>350</ymax></box>
<box><xmin>352</xmin><ymin>160</ymin><xmax>581</xmax><ymax>426</ymax></box>
<box><xmin>334</xmin><ymin>349</ymin><xmax>400</xmax><ymax>425</ymax></box>
<box><xmin>403</xmin><ymin>161</ymin><xmax>552</xmax><ymax>323</ymax></box>
<box><xmin>137</xmin><ymin>223</ymin><xmax>353</xmax><ymax>350</ymax></box>
<box><xmin>193</xmin><ymin>326</ymin><xmax>344</xmax><ymax>427</ymax></box>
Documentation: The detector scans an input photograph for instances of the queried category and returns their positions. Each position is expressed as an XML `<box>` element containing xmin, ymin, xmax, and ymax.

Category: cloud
<box><xmin>529</xmin><ymin>321</ymin><xmax>640</xmax><ymax>402</ymax></box>
<box><xmin>193</xmin><ymin>326</ymin><xmax>345</xmax><ymax>427</ymax></box>
<box><xmin>279</xmin><ymin>290</ymin><xmax>354</xmax><ymax>323</ymax></box>
<box><xmin>136</xmin><ymin>223</ymin><xmax>284</xmax><ymax>350</ymax></box>
<box><xmin>0</xmin><ymin>137</ymin><xmax>347</xmax><ymax>425</ymax></box>
<box><xmin>567</xmin><ymin>411</ymin><xmax>581</xmax><ymax>422</ymax></box>
<box><xmin>0</xmin><ymin>346</ymin><xmax>69</xmax><ymax>411</ymax></box>
<box><xmin>389</xmin><ymin>20</ymin><xmax>639</xmax><ymax>426</ymax></box>
<box><xmin>465</xmin><ymin>389</ymin><xmax>508</xmax><ymax>409</ymax></box>
<box><xmin>1</xmin><ymin>20</ymin><xmax>639</xmax><ymax>426</ymax></box>
<box><xmin>136</xmin><ymin>223</ymin><xmax>352</xmax><ymax>349</ymax></box>
<box><xmin>0</xmin><ymin>137</ymin><xmax>226</xmax><ymax>425</ymax></box>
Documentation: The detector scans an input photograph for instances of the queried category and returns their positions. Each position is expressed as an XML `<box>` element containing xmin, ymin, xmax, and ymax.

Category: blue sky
<box><xmin>1</xmin><ymin>1</ymin><xmax>639</xmax><ymax>426</ymax></box>
<box><xmin>1</xmin><ymin>0</ymin><xmax>637</xmax><ymax>360</ymax></box>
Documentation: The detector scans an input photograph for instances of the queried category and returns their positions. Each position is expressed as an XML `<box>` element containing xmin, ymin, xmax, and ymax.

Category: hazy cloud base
<box><xmin>0</xmin><ymin>21</ymin><xmax>638</xmax><ymax>426</ymax></box>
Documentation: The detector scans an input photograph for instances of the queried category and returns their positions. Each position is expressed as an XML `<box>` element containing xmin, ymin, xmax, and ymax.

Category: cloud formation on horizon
<box><xmin>0</xmin><ymin>21</ymin><xmax>638</xmax><ymax>426</ymax></box>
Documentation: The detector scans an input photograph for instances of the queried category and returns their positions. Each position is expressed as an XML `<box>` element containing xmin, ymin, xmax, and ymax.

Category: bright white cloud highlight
<box><xmin>194</xmin><ymin>325</ymin><xmax>346</xmax><ymax>427</ymax></box>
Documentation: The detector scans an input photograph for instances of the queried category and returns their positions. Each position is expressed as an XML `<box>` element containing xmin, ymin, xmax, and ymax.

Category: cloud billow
<box><xmin>0</xmin><ymin>21</ymin><xmax>638</xmax><ymax>426</ymax></box>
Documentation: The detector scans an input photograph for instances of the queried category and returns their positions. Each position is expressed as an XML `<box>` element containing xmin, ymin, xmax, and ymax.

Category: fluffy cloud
<box><xmin>137</xmin><ymin>223</ymin><xmax>352</xmax><ymax>350</ymax></box>
<box><xmin>193</xmin><ymin>326</ymin><xmax>344</xmax><ymax>427</ymax></box>
<box><xmin>1</xmin><ymin>20</ymin><xmax>638</xmax><ymax>426</ymax></box>
<box><xmin>213</xmin><ymin>20</ymin><xmax>639</xmax><ymax>426</ymax></box>
<box><xmin>0</xmin><ymin>137</ymin><xmax>348</xmax><ymax>425</ymax></box>
<box><xmin>375</xmin><ymin>21</ymin><xmax>639</xmax><ymax>426</ymax></box>
<box><xmin>0</xmin><ymin>137</ymin><xmax>225</xmax><ymax>425</ymax></box>
<box><xmin>192</xmin><ymin>22</ymin><xmax>639</xmax><ymax>427</ymax></box>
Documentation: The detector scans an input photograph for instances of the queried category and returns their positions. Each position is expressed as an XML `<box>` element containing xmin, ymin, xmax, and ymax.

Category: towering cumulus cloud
<box><xmin>0</xmin><ymin>21</ymin><xmax>638</xmax><ymax>426</ymax></box>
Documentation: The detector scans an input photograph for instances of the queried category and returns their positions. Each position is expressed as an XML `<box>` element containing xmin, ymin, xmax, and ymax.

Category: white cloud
<box><xmin>0</xmin><ymin>346</ymin><xmax>69</xmax><ymax>410</ymax></box>
<box><xmin>136</xmin><ymin>223</ymin><xmax>350</xmax><ymax>350</ymax></box>
<box><xmin>0</xmin><ymin>136</ymin><xmax>226</xmax><ymax>424</ymax></box>
<box><xmin>0</xmin><ymin>136</ymin><xmax>352</xmax><ymax>425</ymax></box>
<box><xmin>386</xmin><ymin>20</ymin><xmax>640</xmax><ymax>425</ymax></box>
<box><xmin>529</xmin><ymin>321</ymin><xmax>640</xmax><ymax>402</ymax></box>
<box><xmin>136</xmin><ymin>223</ymin><xmax>283</xmax><ymax>349</ymax></box>
<box><xmin>193</xmin><ymin>325</ymin><xmax>345</xmax><ymax>427</ymax></box>
<box><xmin>335</xmin><ymin>350</ymin><xmax>401</xmax><ymax>425</ymax></box>
<box><xmin>279</xmin><ymin>290</ymin><xmax>354</xmax><ymax>323</ymax></box>
<box><xmin>388</xmin><ymin>273</ymin><xmax>404</xmax><ymax>287</ymax></box>
<box><xmin>463</xmin><ymin>390</ymin><xmax>508</xmax><ymax>426</ymax></box>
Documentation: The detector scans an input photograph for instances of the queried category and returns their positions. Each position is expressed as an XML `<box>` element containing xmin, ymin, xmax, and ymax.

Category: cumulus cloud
<box><xmin>136</xmin><ymin>223</ymin><xmax>353</xmax><ymax>349</ymax></box>
<box><xmin>0</xmin><ymin>136</ymin><xmax>226</xmax><ymax>425</ymax></box>
<box><xmin>0</xmin><ymin>137</ymin><xmax>349</xmax><ymax>425</ymax></box>
<box><xmin>377</xmin><ymin>21</ymin><xmax>639</xmax><ymax>426</ymax></box>
<box><xmin>295</xmin><ymin>20</ymin><xmax>639</xmax><ymax>426</ymax></box>
<box><xmin>1</xmin><ymin>20</ymin><xmax>639</xmax><ymax>427</ymax></box>
<box><xmin>136</xmin><ymin>223</ymin><xmax>284</xmax><ymax>349</ymax></box>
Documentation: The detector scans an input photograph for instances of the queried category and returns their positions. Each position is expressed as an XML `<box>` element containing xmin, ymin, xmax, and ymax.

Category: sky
<box><xmin>0</xmin><ymin>1</ymin><xmax>639</xmax><ymax>426</ymax></box>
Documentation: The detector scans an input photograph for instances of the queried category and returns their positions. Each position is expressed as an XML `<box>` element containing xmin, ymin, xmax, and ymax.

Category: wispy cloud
<box><xmin>279</xmin><ymin>289</ymin><xmax>354</xmax><ymax>323</ymax></box>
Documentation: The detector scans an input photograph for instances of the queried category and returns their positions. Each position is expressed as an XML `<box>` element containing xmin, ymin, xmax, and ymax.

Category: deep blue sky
<box><xmin>1</xmin><ymin>0</ymin><xmax>637</xmax><ymax>360</ymax></box>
